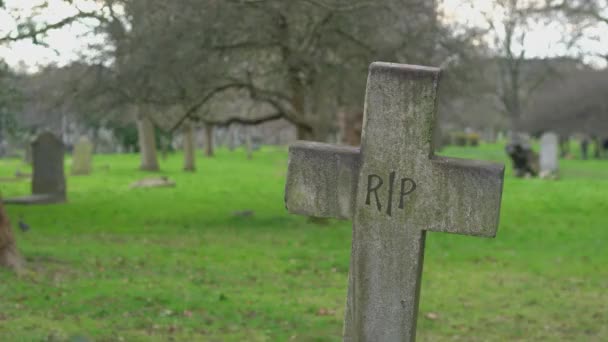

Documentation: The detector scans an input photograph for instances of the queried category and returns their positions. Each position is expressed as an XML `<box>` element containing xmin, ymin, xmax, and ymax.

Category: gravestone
<box><xmin>285</xmin><ymin>63</ymin><xmax>505</xmax><ymax>341</ymax></box>
<box><xmin>539</xmin><ymin>132</ymin><xmax>559</xmax><ymax>179</ymax></box>
<box><xmin>5</xmin><ymin>132</ymin><xmax>66</xmax><ymax>205</ymax></box>
<box><xmin>32</xmin><ymin>132</ymin><xmax>66</xmax><ymax>201</ymax></box>
<box><xmin>71</xmin><ymin>136</ymin><xmax>93</xmax><ymax>175</ymax></box>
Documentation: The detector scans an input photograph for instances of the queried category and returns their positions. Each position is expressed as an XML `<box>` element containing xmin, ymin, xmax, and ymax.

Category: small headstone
<box><xmin>71</xmin><ymin>137</ymin><xmax>93</xmax><ymax>175</ymax></box>
<box><xmin>251</xmin><ymin>136</ymin><xmax>262</xmax><ymax>151</ymax></box>
<box><xmin>285</xmin><ymin>63</ymin><xmax>505</xmax><ymax>341</ymax></box>
<box><xmin>539</xmin><ymin>132</ymin><xmax>559</xmax><ymax>179</ymax></box>
<box><xmin>23</xmin><ymin>143</ymin><xmax>32</xmax><ymax>165</ymax></box>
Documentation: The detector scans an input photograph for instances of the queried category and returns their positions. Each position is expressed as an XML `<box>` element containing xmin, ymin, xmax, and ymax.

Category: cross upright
<box><xmin>285</xmin><ymin>62</ymin><xmax>505</xmax><ymax>341</ymax></box>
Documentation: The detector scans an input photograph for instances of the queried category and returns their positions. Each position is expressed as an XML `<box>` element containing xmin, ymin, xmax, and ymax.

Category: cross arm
<box><xmin>423</xmin><ymin>156</ymin><xmax>505</xmax><ymax>237</ymax></box>
<box><xmin>285</xmin><ymin>141</ymin><xmax>361</xmax><ymax>220</ymax></box>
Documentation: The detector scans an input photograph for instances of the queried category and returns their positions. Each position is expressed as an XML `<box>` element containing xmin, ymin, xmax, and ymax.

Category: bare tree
<box><xmin>457</xmin><ymin>0</ymin><xmax>591</xmax><ymax>133</ymax></box>
<box><xmin>4</xmin><ymin>0</ymin><xmax>499</xmax><ymax>152</ymax></box>
<box><xmin>543</xmin><ymin>0</ymin><xmax>608</xmax><ymax>25</ymax></box>
<box><xmin>541</xmin><ymin>1</ymin><xmax>608</xmax><ymax>63</ymax></box>
<box><xmin>84</xmin><ymin>0</ymin><xmax>446</xmax><ymax>142</ymax></box>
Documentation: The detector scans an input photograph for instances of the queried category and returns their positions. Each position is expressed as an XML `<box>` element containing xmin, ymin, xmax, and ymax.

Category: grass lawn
<box><xmin>0</xmin><ymin>143</ymin><xmax>606</xmax><ymax>341</ymax></box>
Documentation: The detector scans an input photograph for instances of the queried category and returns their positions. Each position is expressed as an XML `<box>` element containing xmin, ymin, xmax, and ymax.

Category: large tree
<box><xmin>82</xmin><ymin>0</ymin><xmax>456</xmax><ymax>141</ymax></box>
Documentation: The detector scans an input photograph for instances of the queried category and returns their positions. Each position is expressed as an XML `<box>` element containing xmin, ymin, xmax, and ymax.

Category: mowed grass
<box><xmin>0</xmin><ymin>143</ymin><xmax>606</xmax><ymax>341</ymax></box>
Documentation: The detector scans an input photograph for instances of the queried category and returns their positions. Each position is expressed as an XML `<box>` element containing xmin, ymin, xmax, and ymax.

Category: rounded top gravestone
<box><xmin>540</xmin><ymin>132</ymin><xmax>559</xmax><ymax>178</ymax></box>
<box><xmin>32</xmin><ymin>132</ymin><xmax>66</xmax><ymax>199</ymax></box>
<box><xmin>72</xmin><ymin>136</ymin><xmax>93</xmax><ymax>175</ymax></box>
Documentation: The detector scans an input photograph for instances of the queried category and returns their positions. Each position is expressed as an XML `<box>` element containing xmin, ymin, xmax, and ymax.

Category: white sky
<box><xmin>0</xmin><ymin>0</ymin><xmax>100</xmax><ymax>70</ymax></box>
<box><xmin>0</xmin><ymin>0</ymin><xmax>607</xmax><ymax>71</ymax></box>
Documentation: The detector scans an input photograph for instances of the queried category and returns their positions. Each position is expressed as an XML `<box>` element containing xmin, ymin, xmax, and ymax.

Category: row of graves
<box><xmin>3</xmin><ymin>62</ymin><xmax>593</xmax><ymax>340</ymax></box>
<box><xmin>3</xmin><ymin>132</ymin><xmax>177</xmax><ymax>205</ymax></box>
<box><xmin>4</xmin><ymin>134</ymin><xmax>93</xmax><ymax>205</ymax></box>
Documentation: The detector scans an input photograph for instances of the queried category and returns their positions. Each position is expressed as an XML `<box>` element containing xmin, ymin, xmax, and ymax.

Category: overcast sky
<box><xmin>1</xmin><ymin>0</ymin><xmax>606</xmax><ymax>70</ymax></box>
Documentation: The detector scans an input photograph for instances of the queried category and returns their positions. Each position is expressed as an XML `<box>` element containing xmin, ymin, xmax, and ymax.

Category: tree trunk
<box><xmin>137</xmin><ymin>115</ymin><xmax>160</xmax><ymax>171</ymax></box>
<box><xmin>228</xmin><ymin>125</ymin><xmax>237</xmax><ymax>152</ymax></box>
<box><xmin>183</xmin><ymin>122</ymin><xmax>196</xmax><ymax>172</ymax></box>
<box><xmin>204</xmin><ymin>123</ymin><xmax>215</xmax><ymax>157</ymax></box>
<box><xmin>0</xmin><ymin>200</ymin><xmax>23</xmax><ymax>271</ymax></box>
<box><xmin>246</xmin><ymin>127</ymin><xmax>253</xmax><ymax>160</ymax></box>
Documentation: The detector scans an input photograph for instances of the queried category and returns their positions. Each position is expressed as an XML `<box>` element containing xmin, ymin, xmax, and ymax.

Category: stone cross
<box><xmin>32</xmin><ymin>132</ymin><xmax>66</xmax><ymax>202</ymax></box>
<box><xmin>285</xmin><ymin>63</ymin><xmax>505</xmax><ymax>341</ymax></box>
<box><xmin>539</xmin><ymin>132</ymin><xmax>559</xmax><ymax>178</ymax></box>
<box><xmin>71</xmin><ymin>136</ymin><xmax>93</xmax><ymax>175</ymax></box>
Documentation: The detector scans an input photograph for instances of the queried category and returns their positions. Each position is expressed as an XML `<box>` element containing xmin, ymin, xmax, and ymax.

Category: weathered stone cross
<box><xmin>285</xmin><ymin>63</ymin><xmax>505</xmax><ymax>341</ymax></box>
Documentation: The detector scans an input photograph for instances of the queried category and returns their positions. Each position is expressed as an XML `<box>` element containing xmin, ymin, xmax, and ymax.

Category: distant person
<box><xmin>581</xmin><ymin>138</ymin><xmax>589</xmax><ymax>160</ymax></box>
<box><xmin>603</xmin><ymin>138</ymin><xmax>608</xmax><ymax>158</ymax></box>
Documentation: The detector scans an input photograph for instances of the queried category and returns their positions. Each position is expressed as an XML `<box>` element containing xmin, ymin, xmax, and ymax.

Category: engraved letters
<box><xmin>365</xmin><ymin>172</ymin><xmax>417</xmax><ymax>216</ymax></box>
<box><xmin>365</xmin><ymin>174</ymin><xmax>384</xmax><ymax>211</ymax></box>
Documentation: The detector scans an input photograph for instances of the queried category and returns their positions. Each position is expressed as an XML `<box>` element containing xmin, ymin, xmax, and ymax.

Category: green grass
<box><xmin>0</xmin><ymin>143</ymin><xmax>606</xmax><ymax>341</ymax></box>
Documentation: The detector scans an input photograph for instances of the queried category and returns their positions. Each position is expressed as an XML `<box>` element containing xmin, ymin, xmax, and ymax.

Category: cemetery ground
<box><xmin>0</xmin><ymin>143</ymin><xmax>606</xmax><ymax>341</ymax></box>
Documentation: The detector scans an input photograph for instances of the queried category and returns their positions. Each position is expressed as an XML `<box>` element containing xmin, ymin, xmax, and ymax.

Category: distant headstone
<box><xmin>71</xmin><ymin>137</ymin><xmax>93</xmax><ymax>175</ymax></box>
<box><xmin>23</xmin><ymin>143</ymin><xmax>32</xmax><ymax>165</ymax></box>
<box><xmin>285</xmin><ymin>63</ymin><xmax>505</xmax><ymax>341</ymax></box>
<box><xmin>539</xmin><ymin>132</ymin><xmax>559</xmax><ymax>179</ymax></box>
<box><xmin>6</xmin><ymin>132</ymin><xmax>67</xmax><ymax>205</ymax></box>
<box><xmin>32</xmin><ymin>132</ymin><xmax>66</xmax><ymax>201</ymax></box>
<box><xmin>251</xmin><ymin>136</ymin><xmax>262</xmax><ymax>151</ymax></box>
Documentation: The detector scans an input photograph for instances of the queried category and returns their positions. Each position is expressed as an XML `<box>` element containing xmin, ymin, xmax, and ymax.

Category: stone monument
<box><xmin>71</xmin><ymin>136</ymin><xmax>93</xmax><ymax>175</ymax></box>
<box><xmin>285</xmin><ymin>63</ymin><xmax>505</xmax><ymax>341</ymax></box>
<box><xmin>540</xmin><ymin>132</ymin><xmax>559</xmax><ymax>179</ymax></box>
<box><xmin>5</xmin><ymin>132</ymin><xmax>66</xmax><ymax>205</ymax></box>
